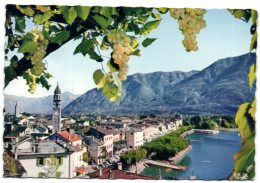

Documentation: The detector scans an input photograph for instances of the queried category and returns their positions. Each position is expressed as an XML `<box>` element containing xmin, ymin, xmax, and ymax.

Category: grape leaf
<box><xmin>38</xmin><ymin>76</ymin><xmax>50</xmax><ymax>90</ymax></box>
<box><xmin>50</xmin><ymin>30</ymin><xmax>70</xmax><ymax>45</ymax></box>
<box><xmin>234</xmin><ymin>133</ymin><xmax>255</xmax><ymax>174</ymax></box>
<box><xmin>74</xmin><ymin>6</ymin><xmax>91</xmax><ymax>21</ymax></box>
<box><xmin>36</xmin><ymin>5</ymin><xmax>51</xmax><ymax>13</ymax></box>
<box><xmin>132</xmin><ymin>49</ymin><xmax>141</xmax><ymax>56</ymax></box>
<box><xmin>139</xmin><ymin>20</ymin><xmax>161</xmax><ymax>35</ymax></box>
<box><xmin>230</xmin><ymin>9</ymin><xmax>251</xmax><ymax>22</ymax></box>
<box><xmin>248</xmin><ymin>98</ymin><xmax>256</xmax><ymax>122</ymax></box>
<box><xmin>92</xmin><ymin>7</ymin><xmax>115</xmax><ymax>18</ymax></box>
<box><xmin>15</xmin><ymin>16</ymin><xmax>25</xmax><ymax>33</ymax></box>
<box><xmin>88</xmin><ymin>48</ymin><xmax>103</xmax><ymax>62</ymax></box>
<box><xmin>157</xmin><ymin>7</ymin><xmax>168</xmax><ymax>14</ymax></box>
<box><xmin>250</xmin><ymin>31</ymin><xmax>257</xmax><ymax>51</ymax></box>
<box><xmin>5</xmin><ymin>66</ymin><xmax>17</xmax><ymax>87</ymax></box>
<box><xmin>112</xmin><ymin>73</ymin><xmax>122</xmax><ymax>88</ymax></box>
<box><xmin>134</xmin><ymin>15</ymin><xmax>149</xmax><ymax>24</ymax></box>
<box><xmin>34</xmin><ymin>11</ymin><xmax>52</xmax><ymax>24</ymax></box>
<box><xmin>150</xmin><ymin>12</ymin><xmax>161</xmax><ymax>20</ymax></box>
<box><xmin>251</xmin><ymin>10</ymin><xmax>258</xmax><ymax>24</ymax></box>
<box><xmin>142</xmin><ymin>38</ymin><xmax>157</xmax><ymax>47</ymax></box>
<box><xmin>10</xmin><ymin>55</ymin><xmax>18</xmax><ymax>68</ymax></box>
<box><xmin>93</xmin><ymin>69</ymin><xmax>104</xmax><ymax>85</ymax></box>
<box><xmin>235</xmin><ymin>102</ymin><xmax>255</xmax><ymax>144</ymax></box>
<box><xmin>74</xmin><ymin>39</ymin><xmax>96</xmax><ymax>56</ymax></box>
<box><xmin>91</xmin><ymin>14</ymin><xmax>112</xmax><ymax>29</ymax></box>
<box><xmin>18</xmin><ymin>40</ymin><xmax>38</xmax><ymax>54</ymax></box>
<box><xmin>59</xmin><ymin>6</ymin><xmax>77</xmax><ymax>25</ymax></box>
<box><xmin>102</xmin><ymin>82</ymin><xmax>114</xmax><ymax>99</ymax></box>
<box><xmin>248</xmin><ymin>62</ymin><xmax>256</xmax><ymax>89</ymax></box>
<box><xmin>107</xmin><ymin>60</ymin><xmax>119</xmax><ymax>73</ymax></box>
<box><xmin>16</xmin><ymin>5</ymin><xmax>34</xmax><ymax>16</ymax></box>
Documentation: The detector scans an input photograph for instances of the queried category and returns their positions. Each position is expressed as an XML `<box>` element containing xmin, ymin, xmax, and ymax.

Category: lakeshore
<box><xmin>140</xmin><ymin>131</ymin><xmax>241</xmax><ymax>180</ymax></box>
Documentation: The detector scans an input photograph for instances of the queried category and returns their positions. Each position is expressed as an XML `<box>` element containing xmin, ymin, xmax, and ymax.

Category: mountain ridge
<box><xmin>4</xmin><ymin>91</ymin><xmax>80</xmax><ymax>114</ymax></box>
<box><xmin>62</xmin><ymin>53</ymin><xmax>256</xmax><ymax>116</ymax></box>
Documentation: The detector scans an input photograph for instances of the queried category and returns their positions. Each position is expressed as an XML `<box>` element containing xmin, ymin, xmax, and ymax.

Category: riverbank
<box><xmin>218</xmin><ymin>128</ymin><xmax>238</xmax><ymax>132</ymax></box>
<box><xmin>169</xmin><ymin>145</ymin><xmax>192</xmax><ymax>163</ymax></box>
<box><xmin>140</xmin><ymin>131</ymin><xmax>241</xmax><ymax>180</ymax></box>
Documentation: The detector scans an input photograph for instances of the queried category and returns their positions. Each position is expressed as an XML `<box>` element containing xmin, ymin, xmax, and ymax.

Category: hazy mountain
<box><xmin>62</xmin><ymin>53</ymin><xmax>256</xmax><ymax>116</ymax></box>
<box><xmin>4</xmin><ymin>92</ymin><xmax>80</xmax><ymax>114</ymax></box>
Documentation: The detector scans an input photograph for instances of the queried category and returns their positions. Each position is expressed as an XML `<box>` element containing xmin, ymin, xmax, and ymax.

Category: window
<box><xmin>36</xmin><ymin>157</ymin><xmax>45</xmax><ymax>166</ymax></box>
<box><xmin>57</xmin><ymin>157</ymin><xmax>63</xmax><ymax>165</ymax></box>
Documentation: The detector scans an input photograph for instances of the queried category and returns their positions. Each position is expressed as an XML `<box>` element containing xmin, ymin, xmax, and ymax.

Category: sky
<box><xmin>3</xmin><ymin>8</ymin><xmax>253</xmax><ymax>98</ymax></box>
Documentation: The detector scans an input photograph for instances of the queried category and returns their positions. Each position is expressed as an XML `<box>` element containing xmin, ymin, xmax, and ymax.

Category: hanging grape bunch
<box><xmin>29</xmin><ymin>28</ymin><xmax>49</xmax><ymax>76</ymax></box>
<box><xmin>107</xmin><ymin>29</ymin><xmax>132</xmax><ymax>80</ymax></box>
<box><xmin>169</xmin><ymin>8</ymin><xmax>206</xmax><ymax>51</ymax></box>
<box><xmin>25</xmin><ymin>69</ymin><xmax>37</xmax><ymax>94</ymax></box>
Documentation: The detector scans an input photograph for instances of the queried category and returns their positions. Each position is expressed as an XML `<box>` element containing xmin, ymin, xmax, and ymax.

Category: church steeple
<box><xmin>15</xmin><ymin>100</ymin><xmax>19</xmax><ymax>118</ymax></box>
<box><xmin>52</xmin><ymin>83</ymin><xmax>62</xmax><ymax>133</ymax></box>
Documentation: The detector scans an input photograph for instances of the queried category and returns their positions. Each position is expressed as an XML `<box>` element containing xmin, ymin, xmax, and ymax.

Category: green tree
<box><xmin>82</xmin><ymin>152</ymin><xmax>91</xmax><ymax>163</ymax></box>
<box><xmin>190</xmin><ymin>115</ymin><xmax>201</xmax><ymax>128</ymax></box>
<box><xmin>200</xmin><ymin>121</ymin><xmax>212</xmax><ymax>129</ymax></box>
<box><xmin>43</xmin><ymin>155</ymin><xmax>62</xmax><ymax>178</ymax></box>
<box><xmin>3</xmin><ymin>151</ymin><xmax>17</xmax><ymax>177</ymax></box>
<box><xmin>120</xmin><ymin>148</ymin><xmax>147</xmax><ymax>166</ymax></box>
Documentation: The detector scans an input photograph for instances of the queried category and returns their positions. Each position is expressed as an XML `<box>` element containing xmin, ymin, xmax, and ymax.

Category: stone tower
<box><xmin>52</xmin><ymin>83</ymin><xmax>62</xmax><ymax>133</ymax></box>
<box><xmin>15</xmin><ymin>100</ymin><xmax>19</xmax><ymax>118</ymax></box>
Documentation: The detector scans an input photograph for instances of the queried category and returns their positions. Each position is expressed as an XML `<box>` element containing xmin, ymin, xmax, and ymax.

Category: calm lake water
<box><xmin>140</xmin><ymin>131</ymin><xmax>241</xmax><ymax>180</ymax></box>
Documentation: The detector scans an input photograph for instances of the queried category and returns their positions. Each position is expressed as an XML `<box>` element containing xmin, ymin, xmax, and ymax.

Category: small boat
<box><xmin>202</xmin><ymin>160</ymin><xmax>211</xmax><ymax>163</ymax></box>
<box><xmin>165</xmin><ymin>168</ymin><xmax>172</xmax><ymax>172</ymax></box>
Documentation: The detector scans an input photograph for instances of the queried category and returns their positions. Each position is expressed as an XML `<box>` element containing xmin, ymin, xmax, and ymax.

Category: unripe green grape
<box><xmin>169</xmin><ymin>8</ymin><xmax>206</xmax><ymax>51</ymax></box>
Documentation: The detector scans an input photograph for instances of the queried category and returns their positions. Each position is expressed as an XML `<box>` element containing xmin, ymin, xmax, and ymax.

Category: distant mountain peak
<box><xmin>62</xmin><ymin>53</ymin><xmax>255</xmax><ymax>116</ymax></box>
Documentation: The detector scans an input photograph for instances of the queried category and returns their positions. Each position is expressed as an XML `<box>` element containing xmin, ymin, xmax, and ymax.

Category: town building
<box><xmin>81</xmin><ymin>135</ymin><xmax>104</xmax><ymax>165</ymax></box>
<box><xmin>49</xmin><ymin>131</ymin><xmax>83</xmax><ymax>147</ymax></box>
<box><xmin>12</xmin><ymin>137</ymin><xmax>86</xmax><ymax>178</ymax></box>
<box><xmin>124</xmin><ymin>127</ymin><xmax>144</xmax><ymax>149</ymax></box>
<box><xmin>90</xmin><ymin>127</ymin><xmax>113</xmax><ymax>157</ymax></box>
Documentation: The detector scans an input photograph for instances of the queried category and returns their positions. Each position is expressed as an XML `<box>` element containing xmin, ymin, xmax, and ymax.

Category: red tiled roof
<box><xmin>89</xmin><ymin>168</ymin><xmax>158</xmax><ymax>180</ymax></box>
<box><xmin>143</xmin><ymin>117</ymin><xmax>152</xmax><ymax>121</ymax></box>
<box><xmin>58</xmin><ymin>131</ymin><xmax>82</xmax><ymax>142</ymax></box>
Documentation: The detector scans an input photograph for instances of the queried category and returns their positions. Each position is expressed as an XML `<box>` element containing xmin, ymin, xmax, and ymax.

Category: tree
<box><xmin>190</xmin><ymin>115</ymin><xmax>201</xmax><ymax>128</ymax></box>
<box><xmin>120</xmin><ymin>148</ymin><xmax>147</xmax><ymax>166</ymax></box>
<box><xmin>43</xmin><ymin>155</ymin><xmax>62</xmax><ymax>178</ymax></box>
<box><xmin>82</xmin><ymin>152</ymin><xmax>91</xmax><ymax>163</ymax></box>
<box><xmin>200</xmin><ymin>121</ymin><xmax>212</xmax><ymax>129</ymax></box>
<box><xmin>3</xmin><ymin>151</ymin><xmax>17</xmax><ymax>177</ymax></box>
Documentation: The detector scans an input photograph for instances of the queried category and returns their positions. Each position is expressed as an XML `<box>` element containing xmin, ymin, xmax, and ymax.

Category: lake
<box><xmin>140</xmin><ymin>131</ymin><xmax>241</xmax><ymax>180</ymax></box>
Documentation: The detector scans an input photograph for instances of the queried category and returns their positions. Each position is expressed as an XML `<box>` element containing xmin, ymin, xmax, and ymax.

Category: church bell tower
<box><xmin>52</xmin><ymin>83</ymin><xmax>61</xmax><ymax>133</ymax></box>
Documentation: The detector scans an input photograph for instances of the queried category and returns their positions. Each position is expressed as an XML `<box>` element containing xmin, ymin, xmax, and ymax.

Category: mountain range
<box><xmin>4</xmin><ymin>92</ymin><xmax>80</xmax><ymax>114</ymax></box>
<box><xmin>62</xmin><ymin>53</ymin><xmax>256</xmax><ymax>116</ymax></box>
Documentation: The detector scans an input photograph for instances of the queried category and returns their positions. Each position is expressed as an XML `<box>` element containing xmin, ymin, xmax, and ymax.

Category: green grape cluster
<box><xmin>29</xmin><ymin>28</ymin><xmax>48</xmax><ymax>76</ymax></box>
<box><xmin>107</xmin><ymin>29</ymin><xmax>132</xmax><ymax>81</ymax></box>
<box><xmin>169</xmin><ymin>8</ymin><xmax>206</xmax><ymax>51</ymax></box>
<box><xmin>26</xmin><ymin>69</ymin><xmax>37</xmax><ymax>94</ymax></box>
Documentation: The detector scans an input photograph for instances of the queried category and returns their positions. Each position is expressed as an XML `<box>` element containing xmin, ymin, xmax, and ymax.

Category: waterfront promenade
<box><xmin>169</xmin><ymin>145</ymin><xmax>192</xmax><ymax>163</ymax></box>
<box><xmin>144</xmin><ymin>159</ymin><xmax>188</xmax><ymax>170</ymax></box>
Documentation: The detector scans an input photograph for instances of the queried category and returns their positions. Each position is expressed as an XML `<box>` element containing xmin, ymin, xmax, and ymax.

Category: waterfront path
<box><xmin>144</xmin><ymin>159</ymin><xmax>188</xmax><ymax>170</ymax></box>
<box><xmin>169</xmin><ymin>145</ymin><xmax>192</xmax><ymax>163</ymax></box>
